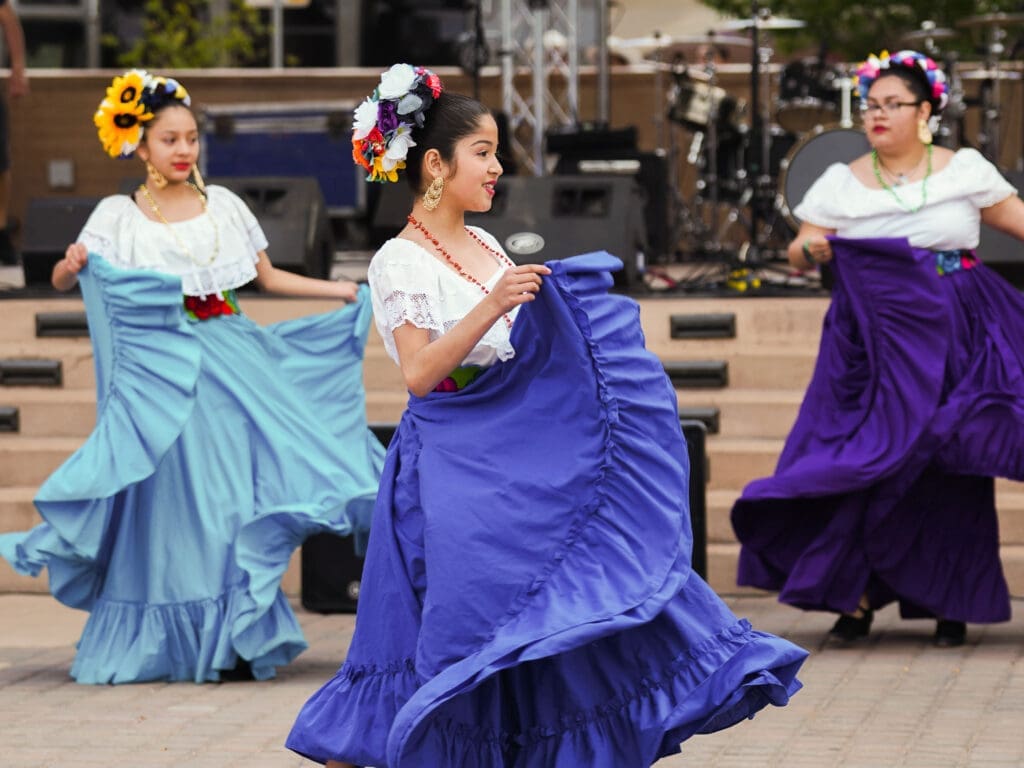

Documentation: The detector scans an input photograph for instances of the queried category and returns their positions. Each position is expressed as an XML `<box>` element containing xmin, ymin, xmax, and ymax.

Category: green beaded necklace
<box><xmin>872</xmin><ymin>143</ymin><xmax>933</xmax><ymax>213</ymax></box>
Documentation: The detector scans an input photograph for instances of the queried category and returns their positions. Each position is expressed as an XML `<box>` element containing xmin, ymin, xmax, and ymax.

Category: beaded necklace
<box><xmin>406</xmin><ymin>214</ymin><xmax>516</xmax><ymax>329</ymax></box>
<box><xmin>138</xmin><ymin>182</ymin><xmax>221</xmax><ymax>267</ymax></box>
<box><xmin>871</xmin><ymin>143</ymin><xmax>933</xmax><ymax>213</ymax></box>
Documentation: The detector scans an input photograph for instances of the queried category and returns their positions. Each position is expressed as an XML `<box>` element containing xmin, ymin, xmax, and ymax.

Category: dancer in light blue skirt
<box><xmin>0</xmin><ymin>70</ymin><xmax>384</xmax><ymax>683</ymax></box>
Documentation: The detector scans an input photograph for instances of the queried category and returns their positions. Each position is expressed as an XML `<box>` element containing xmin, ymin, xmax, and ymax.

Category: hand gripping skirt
<box><xmin>0</xmin><ymin>255</ymin><xmax>384</xmax><ymax>683</ymax></box>
<box><xmin>733</xmin><ymin>237</ymin><xmax>1024</xmax><ymax>621</ymax></box>
<box><xmin>287</xmin><ymin>252</ymin><xmax>808</xmax><ymax>767</ymax></box>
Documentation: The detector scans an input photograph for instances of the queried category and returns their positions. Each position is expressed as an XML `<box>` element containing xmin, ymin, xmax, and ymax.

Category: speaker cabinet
<box><xmin>212</xmin><ymin>176</ymin><xmax>335</xmax><ymax>279</ymax></box>
<box><xmin>20</xmin><ymin>197</ymin><xmax>102</xmax><ymax>286</ymax></box>
<box><xmin>466</xmin><ymin>175</ymin><xmax>648</xmax><ymax>289</ymax></box>
<box><xmin>300</xmin><ymin>423</ymin><xmax>393</xmax><ymax>614</ymax></box>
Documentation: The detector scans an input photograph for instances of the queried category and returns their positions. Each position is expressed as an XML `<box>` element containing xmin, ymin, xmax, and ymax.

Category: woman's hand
<box><xmin>787</xmin><ymin>222</ymin><xmax>836</xmax><ymax>269</ymax></box>
<box><xmin>485</xmin><ymin>263</ymin><xmax>551</xmax><ymax>314</ymax></box>
<box><xmin>335</xmin><ymin>279</ymin><xmax>359</xmax><ymax>303</ymax></box>
<box><xmin>801</xmin><ymin>236</ymin><xmax>833</xmax><ymax>265</ymax></box>
<box><xmin>51</xmin><ymin>244</ymin><xmax>88</xmax><ymax>291</ymax></box>
<box><xmin>63</xmin><ymin>243</ymin><xmax>89</xmax><ymax>274</ymax></box>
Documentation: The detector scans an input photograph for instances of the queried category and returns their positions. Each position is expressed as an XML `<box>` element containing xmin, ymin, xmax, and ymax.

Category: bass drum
<box><xmin>778</xmin><ymin>126</ymin><xmax>870</xmax><ymax>229</ymax></box>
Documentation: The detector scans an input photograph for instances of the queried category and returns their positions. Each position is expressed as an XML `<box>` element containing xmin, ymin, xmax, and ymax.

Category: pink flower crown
<box><xmin>352</xmin><ymin>64</ymin><xmax>443</xmax><ymax>184</ymax></box>
<box><xmin>854</xmin><ymin>50</ymin><xmax>948</xmax><ymax>113</ymax></box>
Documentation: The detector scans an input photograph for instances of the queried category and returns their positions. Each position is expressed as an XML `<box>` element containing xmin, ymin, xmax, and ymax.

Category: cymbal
<box><xmin>902</xmin><ymin>27</ymin><xmax>957</xmax><ymax>44</ymax></box>
<box><xmin>720</xmin><ymin>16</ymin><xmax>806</xmax><ymax>31</ymax></box>
<box><xmin>956</xmin><ymin>12</ymin><xmax>1024</xmax><ymax>29</ymax></box>
<box><xmin>958</xmin><ymin>68</ymin><xmax>1023</xmax><ymax>80</ymax></box>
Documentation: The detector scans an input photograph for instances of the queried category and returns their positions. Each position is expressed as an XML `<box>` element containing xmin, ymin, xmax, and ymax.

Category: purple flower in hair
<box><xmin>378</xmin><ymin>100</ymin><xmax>400</xmax><ymax>135</ymax></box>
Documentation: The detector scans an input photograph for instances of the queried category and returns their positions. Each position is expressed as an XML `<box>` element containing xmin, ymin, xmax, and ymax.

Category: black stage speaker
<box><xmin>300</xmin><ymin>423</ymin><xmax>394</xmax><ymax>614</ymax></box>
<box><xmin>301</xmin><ymin>421</ymin><xmax>707</xmax><ymax>613</ymax></box>
<box><xmin>466</xmin><ymin>175</ymin><xmax>648</xmax><ymax>289</ymax></box>
<box><xmin>549</xmin><ymin>125</ymin><xmax>669</xmax><ymax>264</ymax></box>
<box><xmin>211</xmin><ymin>176</ymin><xmax>334</xmax><ymax>279</ymax></box>
<box><xmin>680</xmin><ymin>419</ymin><xmax>708</xmax><ymax>581</ymax></box>
<box><xmin>978</xmin><ymin>170</ymin><xmax>1024</xmax><ymax>288</ymax></box>
<box><xmin>20</xmin><ymin>197</ymin><xmax>101</xmax><ymax>286</ymax></box>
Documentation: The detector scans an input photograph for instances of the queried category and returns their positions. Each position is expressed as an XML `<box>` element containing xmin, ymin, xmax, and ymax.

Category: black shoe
<box><xmin>933</xmin><ymin>620</ymin><xmax>966</xmax><ymax>647</ymax></box>
<box><xmin>0</xmin><ymin>229</ymin><xmax>16</xmax><ymax>265</ymax></box>
<box><xmin>828</xmin><ymin>609</ymin><xmax>873</xmax><ymax>642</ymax></box>
<box><xmin>219</xmin><ymin>657</ymin><xmax>255</xmax><ymax>681</ymax></box>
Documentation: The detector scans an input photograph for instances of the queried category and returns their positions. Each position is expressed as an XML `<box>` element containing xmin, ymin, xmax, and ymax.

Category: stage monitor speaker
<box><xmin>554</xmin><ymin>150</ymin><xmax>670</xmax><ymax>263</ymax></box>
<box><xmin>21</xmin><ymin>197</ymin><xmax>102</xmax><ymax>286</ymax></box>
<box><xmin>978</xmin><ymin>170</ymin><xmax>1024</xmax><ymax>288</ymax></box>
<box><xmin>300</xmin><ymin>423</ymin><xmax>393</xmax><ymax>614</ymax></box>
<box><xmin>680</xmin><ymin>419</ymin><xmax>708</xmax><ymax>581</ymax></box>
<box><xmin>466</xmin><ymin>175</ymin><xmax>648</xmax><ymax>289</ymax></box>
<box><xmin>211</xmin><ymin>176</ymin><xmax>334</xmax><ymax>279</ymax></box>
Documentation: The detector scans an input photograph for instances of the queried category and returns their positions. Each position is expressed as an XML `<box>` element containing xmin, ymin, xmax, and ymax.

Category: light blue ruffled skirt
<box><xmin>0</xmin><ymin>256</ymin><xmax>384</xmax><ymax>683</ymax></box>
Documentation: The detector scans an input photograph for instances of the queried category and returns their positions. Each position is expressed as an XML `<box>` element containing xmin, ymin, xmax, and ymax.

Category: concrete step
<box><xmin>0</xmin><ymin>388</ymin><xmax>95</xmax><ymax>437</ymax></box>
<box><xmin>681</xmin><ymin>389</ymin><xmax>802</xmax><ymax>439</ymax></box>
<box><xmin>640</xmin><ymin>296</ymin><xmax>829</xmax><ymax>352</ymax></box>
<box><xmin>0</xmin><ymin>340</ymin><xmax>95</xmax><ymax>389</ymax></box>
<box><xmin>0</xmin><ymin>436</ymin><xmax>82</xmax><ymax>487</ymax></box>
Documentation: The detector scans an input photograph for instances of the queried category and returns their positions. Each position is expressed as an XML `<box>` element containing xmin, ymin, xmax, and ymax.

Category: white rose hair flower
<box><xmin>351</xmin><ymin>64</ymin><xmax>443</xmax><ymax>184</ymax></box>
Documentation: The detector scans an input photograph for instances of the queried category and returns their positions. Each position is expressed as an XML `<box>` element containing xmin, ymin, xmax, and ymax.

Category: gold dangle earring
<box><xmin>422</xmin><ymin>176</ymin><xmax>444</xmax><ymax>211</ymax></box>
<box><xmin>145</xmin><ymin>160</ymin><xmax>168</xmax><ymax>190</ymax></box>
<box><xmin>191</xmin><ymin>163</ymin><xmax>207</xmax><ymax>195</ymax></box>
<box><xmin>918</xmin><ymin>119</ymin><xmax>933</xmax><ymax>146</ymax></box>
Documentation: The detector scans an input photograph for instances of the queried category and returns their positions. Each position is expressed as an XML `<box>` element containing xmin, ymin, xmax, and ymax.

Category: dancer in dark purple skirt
<box><xmin>732</xmin><ymin>49</ymin><xmax>1024</xmax><ymax>648</ymax></box>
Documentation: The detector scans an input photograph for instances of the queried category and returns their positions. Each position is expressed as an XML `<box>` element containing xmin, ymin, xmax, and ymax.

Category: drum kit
<box><xmin>611</xmin><ymin>8</ymin><xmax>1024</xmax><ymax>278</ymax></box>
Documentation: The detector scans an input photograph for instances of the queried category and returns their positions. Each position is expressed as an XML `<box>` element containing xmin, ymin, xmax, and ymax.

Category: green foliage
<box><xmin>698</xmin><ymin>0</ymin><xmax>1023</xmax><ymax>61</ymax></box>
<box><xmin>104</xmin><ymin>0</ymin><xmax>268</xmax><ymax>68</ymax></box>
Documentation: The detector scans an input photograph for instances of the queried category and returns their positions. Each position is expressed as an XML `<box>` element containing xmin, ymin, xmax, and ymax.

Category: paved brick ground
<box><xmin>2</xmin><ymin>593</ymin><xmax>1022</xmax><ymax>768</ymax></box>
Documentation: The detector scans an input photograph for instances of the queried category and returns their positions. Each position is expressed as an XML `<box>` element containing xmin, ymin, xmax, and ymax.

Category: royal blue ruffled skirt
<box><xmin>733</xmin><ymin>237</ymin><xmax>1024</xmax><ymax>622</ymax></box>
<box><xmin>286</xmin><ymin>253</ymin><xmax>807</xmax><ymax>767</ymax></box>
<box><xmin>0</xmin><ymin>256</ymin><xmax>384</xmax><ymax>683</ymax></box>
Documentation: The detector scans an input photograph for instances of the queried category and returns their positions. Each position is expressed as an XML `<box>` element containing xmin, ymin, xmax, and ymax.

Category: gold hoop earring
<box><xmin>918</xmin><ymin>119</ymin><xmax>933</xmax><ymax>146</ymax></box>
<box><xmin>191</xmin><ymin>163</ymin><xmax>206</xmax><ymax>195</ymax></box>
<box><xmin>145</xmin><ymin>160</ymin><xmax>168</xmax><ymax>190</ymax></box>
<box><xmin>422</xmin><ymin>176</ymin><xmax>444</xmax><ymax>211</ymax></box>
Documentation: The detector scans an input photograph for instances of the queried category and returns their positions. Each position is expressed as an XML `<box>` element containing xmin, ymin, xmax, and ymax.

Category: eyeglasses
<box><xmin>859</xmin><ymin>100</ymin><xmax>922</xmax><ymax>117</ymax></box>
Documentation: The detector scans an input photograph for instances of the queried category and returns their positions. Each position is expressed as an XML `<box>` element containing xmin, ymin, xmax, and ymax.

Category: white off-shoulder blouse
<box><xmin>794</xmin><ymin>147</ymin><xmax>1016</xmax><ymax>251</ymax></box>
<box><xmin>367</xmin><ymin>226</ymin><xmax>519</xmax><ymax>367</ymax></box>
<box><xmin>77</xmin><ymin>185</ymin><xmax>268</xmax><ymax>297</ymax></box>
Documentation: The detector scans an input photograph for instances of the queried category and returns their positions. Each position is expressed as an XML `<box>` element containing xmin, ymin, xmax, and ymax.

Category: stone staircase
<box><xmin>2</xmin><ymin>292</ymin><xmax>1023</xmax><ymax>599</ymax></box>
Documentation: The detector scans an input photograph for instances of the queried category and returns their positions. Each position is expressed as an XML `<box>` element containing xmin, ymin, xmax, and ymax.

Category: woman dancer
<box><xmin>287</xmin><ymin>63</ymin><xmax>807</xmax><ymax>767</ymax></box>
<box><xmin>0</xmin><ymin>70</ymin><xmax>384</xmax><ymax>683</ymax></box>
<box><xmin>732</xmin><ymin>50</ymin><xmax>1024</xmax><ymax>647</ymax></box>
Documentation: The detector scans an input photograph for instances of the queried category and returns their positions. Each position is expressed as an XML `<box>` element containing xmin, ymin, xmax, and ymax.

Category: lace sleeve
<box><xmin>958</xmin><ymin>149</ymin><xmax>1017</xmax><ymax>209</ymax></box>
<box><xmin>77</xmin><ymin>196</ymin><xmax>134</xmax><ymax>268</ymax></box>
<box><xmin>210</xmin><ymin>186</ymin><xmax>269</xmax><ymax>260</ymax></box>
<box><xmin>792</xmin><ymin>164</ymin><xmax>849</xmax><ymax>229</ymax></box>
<box><xmin>368</xmin><ymin>245</ymin><xmax>446</xmax><ymax>363</ymax></box>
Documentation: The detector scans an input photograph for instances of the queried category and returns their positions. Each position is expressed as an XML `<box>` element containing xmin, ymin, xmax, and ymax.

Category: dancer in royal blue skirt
<box><xmin>286</xmin><ymin>63</ymin><xmax>808</xmax><ymax>768</ymax></box>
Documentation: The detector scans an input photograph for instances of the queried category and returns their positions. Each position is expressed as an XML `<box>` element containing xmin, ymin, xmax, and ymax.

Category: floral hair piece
<box><xmin>351</xmin><ymin>64</ymin><xmax>443</xmax><ymax>183</ymax></box>
<box><xmin>854</xmin><ymin>49</ymin><xmax>948</xmax><ymax>114</ymax></box>
<box><xmin>94</xmin><ymin>70</ymin><xmax>191</xmax><ymax>159</ymax></box>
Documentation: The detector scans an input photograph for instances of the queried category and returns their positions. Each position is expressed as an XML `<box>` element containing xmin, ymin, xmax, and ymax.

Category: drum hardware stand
<box><xmin>978</xmin><ymin>21</ymin><xmax>1007</xmax><ymax>164</ymax></box>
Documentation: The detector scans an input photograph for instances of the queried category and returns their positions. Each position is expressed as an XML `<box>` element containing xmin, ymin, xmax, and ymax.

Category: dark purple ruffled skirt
<box><xmin>733</xmin><ymin>237</ymin><xmax>1023</xmax><ymax>621</ymax></box>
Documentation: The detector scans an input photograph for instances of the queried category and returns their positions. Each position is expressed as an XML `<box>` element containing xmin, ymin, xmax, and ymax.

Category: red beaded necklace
<box><xmin>406</xmin><ymin>214</ymin><xmax>516</xmax><ymax>329</ymax></box>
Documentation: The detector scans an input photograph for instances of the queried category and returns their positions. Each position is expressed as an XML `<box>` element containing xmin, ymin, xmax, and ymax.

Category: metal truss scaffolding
<box><xmin>500</xmin><ymin>0</ymin><xmax>580</xmax><ymax>176</ymax></box>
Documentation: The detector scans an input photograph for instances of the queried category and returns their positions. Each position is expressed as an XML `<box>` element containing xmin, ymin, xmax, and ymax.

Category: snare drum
<box><xmin>777</xmin><ymin>126</ymin><xmax>870</xmax><ymax>229</ymax></box>
<box><xmin>776</xmin><ymin>59</ymin><xmax>842</xmax><ymax>135</ymax></box>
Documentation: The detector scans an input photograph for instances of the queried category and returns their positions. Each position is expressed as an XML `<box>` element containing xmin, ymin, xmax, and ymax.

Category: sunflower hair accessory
<box><xmin>94</xmin><ymin>70</ymin><xmax>191</xmax><ymax>159</ymax></box>
<box><xmin>854</xmin><ymin>49</ymin><xmax>948</xmax><ymax>114</ymax></box>
<box><xmin>351</xmin><ymin>64</ymin><xmax>443</xmax><ymax>183</ymax></box>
